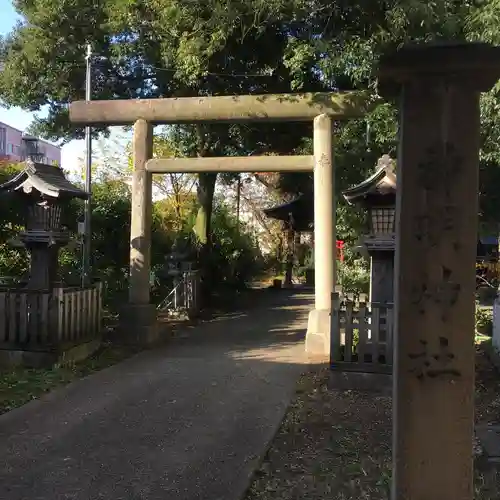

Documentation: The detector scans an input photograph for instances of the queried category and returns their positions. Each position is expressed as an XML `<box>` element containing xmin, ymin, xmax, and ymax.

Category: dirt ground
<box><xmin>245</xmin><ymin>344</ymin><xmax>500</xmax><ymax>500</ymax></box>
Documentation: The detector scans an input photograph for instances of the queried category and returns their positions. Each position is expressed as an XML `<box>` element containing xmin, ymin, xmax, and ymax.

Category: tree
<box><xmin>0</xmin><ymin>162</ymin><xmax>29</xmax><ymax>279</ymax></box>
<box><xmin>3</xmin><ymin>0</ymin><xmax>499</xmax><ymax>290</ymax></box>
<box><xmin>465</xmin><ymin>1</ymin><xmax>500</xmax><ymax>223</ymax></box>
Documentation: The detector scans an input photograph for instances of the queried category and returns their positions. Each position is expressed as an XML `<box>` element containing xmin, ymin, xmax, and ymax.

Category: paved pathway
<box><xmin>0</xmin><ymin>290</ymin><xmax>312</xmax><ymax>500</ymax></box>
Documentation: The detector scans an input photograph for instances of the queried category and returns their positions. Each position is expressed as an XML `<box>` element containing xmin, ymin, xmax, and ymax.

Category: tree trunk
<box><xmin>284</xmin><ymin>225</ymin><xmax>294</xmax><ymax>286</ymax></box>
<box><xmin>194</xmin><ymin>171</ymin><xmax>217</xmax><ymax>304</ymax></box>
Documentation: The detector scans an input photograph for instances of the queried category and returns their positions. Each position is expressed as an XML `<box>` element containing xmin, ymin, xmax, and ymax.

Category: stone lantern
<box><xmin>0</xmin><ymin>160</ymin><xmax>89</xmax><ymax>290</ymax></box>
<box><xmin>343</xmin><ymin>155</ymin><xmax>396</xmax><ymax>304</ymax></box>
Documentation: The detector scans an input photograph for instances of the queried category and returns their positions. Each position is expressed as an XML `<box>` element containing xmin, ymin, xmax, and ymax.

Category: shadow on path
<box><xmin>0</xmin><ymin>289</ymin><xmax>314</xmax><ymax>500</ymax></box>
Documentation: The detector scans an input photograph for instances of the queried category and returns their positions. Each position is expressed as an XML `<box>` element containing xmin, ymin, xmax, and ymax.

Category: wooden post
<box><xmin>51</xmin><ymin>288</ymin><xmax>64</xmax><ymax>344</ymax></box>
<box><xmin>97</xmin><ymin>282</ymin><xmax>103</xmax><ymax>332</ymax></box>
<box><xmin>379</xmin><ymin>43</ymin><xmax>500</xmax><ymax>500</ymax></box>
<box><xmin>0</xmin><ymin>292</ymin><xmax>6</xmax><ymax>344</ymax></box>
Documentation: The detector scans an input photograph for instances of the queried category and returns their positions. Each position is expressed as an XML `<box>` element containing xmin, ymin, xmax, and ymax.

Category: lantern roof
<box><xmin>343</xmin><ymin>155</ymin><xmax>396</xmax><ymax>207</ymax></box>
<box><xmin>0</xmin><ymin>160</ymin><xmax>89</xmax><ymax>199</ymax></box>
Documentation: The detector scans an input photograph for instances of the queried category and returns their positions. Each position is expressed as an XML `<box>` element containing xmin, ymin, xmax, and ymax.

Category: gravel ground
<box><xmin>245</xmin><ymin>344</ymin><xmax>500</xmax><ymax>500</ymax></box>
<box><xmin>0</xmin><ymin>289</ymin><xmax>313</xmax><ymax>500</ymax></box>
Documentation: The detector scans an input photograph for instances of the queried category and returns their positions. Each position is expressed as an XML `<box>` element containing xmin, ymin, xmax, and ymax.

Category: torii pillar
<box><xmin>119</xmin><ymin>119</ymin><xmax>158</xmax><ymax>344</ymax></box>
<box><xmin>379</xmin><ymin>43</ymin><xmax>500</xmax><ymax>500</ymax></box>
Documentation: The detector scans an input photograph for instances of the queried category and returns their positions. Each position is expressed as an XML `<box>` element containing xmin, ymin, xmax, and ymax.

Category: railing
<box><xmin>493</xmin><ymin>298</ymin><xmax>500</xmax><ymax>354</ymax></box>
<box><xmin>331</xmin><ymin>292</ymin><xmax>394</xmax><ymax>374</ymax></box>
<box><xmin>157</xmin><ymin>271</ymin><xmax>200</xmax><ymax>316</ymax></box>
<box><xmin>0</xmin><ymin>282</ymin><xmax>103</xmax><ymax>349</ymax></box>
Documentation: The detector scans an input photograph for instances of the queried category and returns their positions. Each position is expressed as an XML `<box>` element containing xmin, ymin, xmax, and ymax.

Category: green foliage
<box><xmin>0</xmin><ymin>163</ymin><xmax>29</xmax><ymax>279</ymax></box>
<box><xmin>3</xmin><ymin>0</ymin><xmax>500</xmax><ymax>303</ymax></box>
<box><xmin>337</xmin><ymin>258</ymin><xmax>370</xmax><ymax>298</ymax></box>
<box><xmin>210</xmin><ymin>200</ymin><xmax>263</xmax><ymax>287</ymax></box>
<box><xmin>0</xmin><ymin>161</ymin><xmax>262</xmax><ymax>309</ymax></box>
<box><xmin>475</xmin><ymin>307</ymin><xmax>493</xmax><ymax>336</ymax></box>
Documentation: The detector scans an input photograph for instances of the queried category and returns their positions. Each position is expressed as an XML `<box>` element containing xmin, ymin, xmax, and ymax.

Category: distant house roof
<box><xmin>0</xmin><ymin>160</ymin><xmax>88</xmax><ymax>199</ymax></box>
<box><xmin>343</xmin><ymin>155</ymin><xmax>396</xmax><ymax>207</ymax></box>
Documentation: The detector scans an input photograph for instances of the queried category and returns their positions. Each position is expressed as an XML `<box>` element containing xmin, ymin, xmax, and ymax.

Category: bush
<box><xmin>209</xmin><ymin>202</ymin><xmax>263</xmax><ymax>287</ymax></box>
<box><xmin>295</xmin><ymin>246</ymin><xmax>314</xmax><ymax>278</ymax></box>
<box><xmin>475</xmin><ymin>307</ymin><xmax>493</xmax><ymax>336</ymax></box>
<box><xmin>0</xmin><ymin>163</ymin><xmax>29</xmax><ymax>279</ymax></box>
<box><xmin>337</xmin><ymin>258</ymin><xmax>370</xmax><ymax>297</ymax></box>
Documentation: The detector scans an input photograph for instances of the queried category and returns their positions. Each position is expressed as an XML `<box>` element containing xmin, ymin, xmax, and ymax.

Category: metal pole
<box><xmin>83</xmin><ymin>43</ymin><xmax>92</xmax><ymax>287</ymax></box>
<box><xmin>236</xmin><ymin>176</ymin><xmax>241</xmax><ymax>230</ymax></box>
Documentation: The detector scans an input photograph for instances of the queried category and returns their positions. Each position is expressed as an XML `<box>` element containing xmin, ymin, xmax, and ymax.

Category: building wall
<box><xmin>0</xmin><ymin>121</ymin><xmax>61</xmax><ymax>166</ymax></box>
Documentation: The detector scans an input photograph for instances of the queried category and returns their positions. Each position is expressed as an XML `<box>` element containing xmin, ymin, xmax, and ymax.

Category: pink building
<box><xmin>0</xmin><ymin>121</ymin><xmax>61</xmax><ymax>166</ymax></box>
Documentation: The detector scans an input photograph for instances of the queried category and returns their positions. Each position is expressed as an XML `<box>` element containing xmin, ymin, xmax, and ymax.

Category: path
<box><xmin>0</xmin><ymin>290</ymin><xmax>313</xmax><ymax>500</ymax></box>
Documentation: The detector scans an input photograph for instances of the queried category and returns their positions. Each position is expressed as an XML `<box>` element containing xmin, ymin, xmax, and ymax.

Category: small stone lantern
<box><xmin>0</xmin><ymin>160</ymin><xmax>89</xmax><ymax>290</ymax></box>
<box><xmin>343</xmin><ymin>155</ymin><xmax>396</xmax><ymax>304</ymax></box>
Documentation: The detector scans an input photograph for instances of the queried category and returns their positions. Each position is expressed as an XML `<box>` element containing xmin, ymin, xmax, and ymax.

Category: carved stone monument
<box><xmin>343</xmin><ymin>155</ymin><xmax>396</xmax><ymax>304</ymax></box>
<box><xmin>379</xmin><ymin>42</ymin><xmax>500</xmax><ymax>500</ymax></box>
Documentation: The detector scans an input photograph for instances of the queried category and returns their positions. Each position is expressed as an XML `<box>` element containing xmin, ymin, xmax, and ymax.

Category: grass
<box><xmin>245</xmin><ymin>344</ymin><xmax>500</xmax><ymax>500</ymax></box>
<box><xmin>0</xmin><ymin>342</ymin><xmax>139</xmax><ymax>415</ymax></box>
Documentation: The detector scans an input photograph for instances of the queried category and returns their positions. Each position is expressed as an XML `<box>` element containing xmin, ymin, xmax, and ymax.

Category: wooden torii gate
<box><xmin>69</xmin><ymin>41</ymin><xmax>500</xmax><ymax>500</ymax></box>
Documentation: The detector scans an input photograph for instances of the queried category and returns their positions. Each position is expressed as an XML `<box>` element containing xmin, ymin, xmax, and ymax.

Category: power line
<box><xmin>19</xmin><ymin>57</ymin><xmax>281</xmax><ymax>79</ymax></box>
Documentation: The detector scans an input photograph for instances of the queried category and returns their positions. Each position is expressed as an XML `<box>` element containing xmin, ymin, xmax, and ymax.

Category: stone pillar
<box><xmin>305</xmin><ymin>114</ymin><xmax>335</xmax><ymax>356</ymax></box>
<box><xmin>379</xmin><ymin>43</ymin><xmax>500</xmax><ymax>500</ymax></box>
<box><xmin>120</xmin><ymin>119</ymin><xmax>158</xmax><ymax>344</ymax></box>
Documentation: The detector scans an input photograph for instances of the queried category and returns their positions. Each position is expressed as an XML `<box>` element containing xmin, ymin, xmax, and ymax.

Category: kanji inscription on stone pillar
<box><xmin>379</xmin><ymin>42</ymin><xmax>500</xmax><ymax>500</ymax></box>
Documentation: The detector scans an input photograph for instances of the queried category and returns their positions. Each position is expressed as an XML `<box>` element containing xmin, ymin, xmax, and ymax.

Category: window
<box><xmin>0</xmin><ymin>128</ymin><xmax>6</xmax><ymax>154</ymax></box>
<box><xmin>370</xmin><ymin>207</ymin><xmax>395</xmax><ymax>234</ymax></box>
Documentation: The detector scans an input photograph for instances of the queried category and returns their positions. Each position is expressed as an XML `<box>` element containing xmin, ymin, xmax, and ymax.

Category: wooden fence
<box><xmin>0</xmin><ymin>282</ymin><xmax>103</xmax><ymax>349</ymax></box>
<box><xmin>331</xmin><ymin>292</ymin><xmax>394</xmax><ymax>374</ymax></box>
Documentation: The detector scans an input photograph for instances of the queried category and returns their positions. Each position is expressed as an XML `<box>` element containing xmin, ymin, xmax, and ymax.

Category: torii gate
<box><xmin>70</xmin><ymin>41</ymin><xmax>500</xmax><ymax>500</ymax></box>
<box><xmin>70</xmin><ymin>91</ymin><xmax>372</xmax><ymax>354</ymax></box>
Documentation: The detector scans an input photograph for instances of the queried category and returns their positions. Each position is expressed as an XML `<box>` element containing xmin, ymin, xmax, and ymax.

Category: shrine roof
<box><xmin>342</xmin><ymin>154</ymin><xmax>396</xmax><ymax>205</ymax></box>
<box><xmin>263</xmin><ymin>194</ymin><xmax>313</xmax><ymax>231</ymax></box>
<box><xmin>0</xmin><ymin>160</ymin><xmax>88</xmax><ymax>199</ymax></box>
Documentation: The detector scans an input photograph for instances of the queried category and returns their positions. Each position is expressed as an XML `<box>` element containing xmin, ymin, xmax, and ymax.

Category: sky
<box><xmin>0</xmin><ymin>0</ymin><xmax>129</xmax><ymax>173</ymax></box>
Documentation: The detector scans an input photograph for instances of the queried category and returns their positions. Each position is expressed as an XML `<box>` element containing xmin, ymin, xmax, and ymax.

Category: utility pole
<box><xmin>82</xmin><ymin>43</ymin><xmax>93</xmax><ymax>287</ymax></box>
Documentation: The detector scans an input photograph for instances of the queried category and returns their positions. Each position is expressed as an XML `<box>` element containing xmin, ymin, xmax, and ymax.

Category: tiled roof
<box><xmin>342</xmin><ymin>155</ymin><xmax>396</xmax><ymax>204</ymax></box>
<box><xmin>0</xmin><ymin>160</ymin><xmax>88</xmax><ymax>199</ymax></box>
